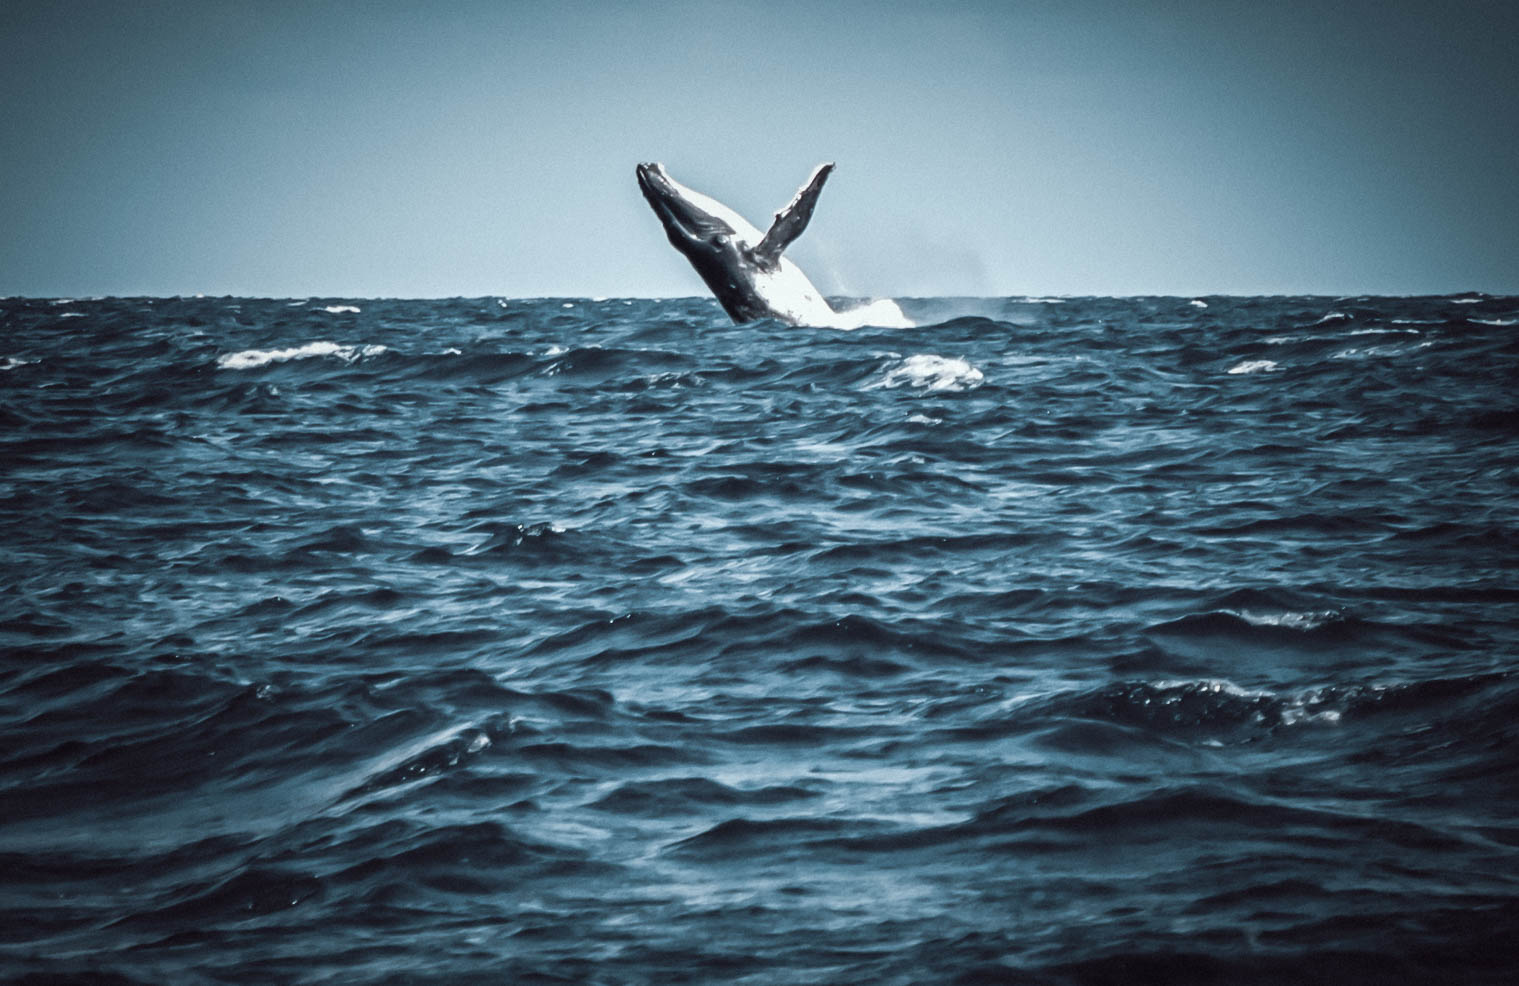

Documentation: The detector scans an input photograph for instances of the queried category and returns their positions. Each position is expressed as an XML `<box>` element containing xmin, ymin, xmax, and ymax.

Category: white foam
<box><xmin>1</xmin><ymin>357</ymin><xmax>34</xmax><ymax>371</ymax></box>
<box><xmin>1309</xmin><ymin>311</ymin><xmax>1352</xmax><ymax>326</ymax></box>
<box><xmin>217</xmin><ymin>341</ymin><xmax>388</xmax><ymax>370</ymax></box>
<box><xmin>1227</xmin><ymin>359</ymin><xmax>1279</xmax><ymax>375</ymax></box>
<box><xmin>1153</xmin><ymin>678</ymin><xmax>1262</xmax><ymax>699</ymax></box>
<box><xmin>317</xmin><ymin>305</ymin><xmax>361</xmax><ymax>314</ymax></box>
<box><xmin>871</xmin><ymin>354</ymin><xmax>983</xmax><ymax>392</ymax></box>
<box><xmin>1151</xmin><ymin>677</ymin><xmax>1345</xmax><ymax>728</ymax></box>
<box><xmin>1016</xmin><ymin>296</ymin><xmax>1066</xmax><ymax>304</ymax></box>
<box><xmin>561</xmin><ymin>302</ymin><xmax>575</xmax><ymax>309</ymax></box>
<box><xmin>1332</xmin><ymin>340</ymin><xmax>1434</xmax><ymax>360</ymax></box>
<box><xmin>57</xmin><ymin>312</ymin><xmax>85</xmax><ymax>319</ymax></box>
<box><xmin>1189</xmin><ymin>299</ymin><xmax>1208</xmax><ymax>308</ymax></box>
<box><xmin>1349</xmin><ymin>327</ymin><xmax>1419</xmax><ymax>335</ymax></box>
<box><xmin>1280</xmin><ymin>705</ymin><xmax>1341</xmax><ymax>726</ymax></box>
<box><xmin>1451</xmin><ymin>296</ymin><xmax>1482</xmax><ymax>304</ymax></box>
<box><xmin>1228</xmin><ymin>609</ymin><xmax>1339</xmax><ymax>630</ymax></box>
<box><xmin>1472</xmin><ymin>317</ymin><xmax>1516</xmax><ymax>326</ymax></box>
<box><xmin>822</xmin><ymin>298</ymin><xmax>914</xmax><ymax>330</ymax></box>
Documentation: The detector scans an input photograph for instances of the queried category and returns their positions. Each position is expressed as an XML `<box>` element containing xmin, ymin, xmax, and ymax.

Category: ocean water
<box><xmin>2</xmin><ymin>294</ymin><xmax>1516</xmax><ymax>984</ymax></box>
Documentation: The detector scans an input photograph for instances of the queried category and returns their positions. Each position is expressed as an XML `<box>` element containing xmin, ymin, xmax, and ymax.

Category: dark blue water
<box><xmin>2</xmin><ymin>294</ymin><xmax>1517</xmax><ymax>984</ymax></box>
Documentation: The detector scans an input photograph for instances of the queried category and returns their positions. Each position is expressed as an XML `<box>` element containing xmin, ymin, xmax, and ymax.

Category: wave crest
<box><xmin>216</xmin><ymin>341</ymin><xmax>388</xmax><ymax>370</ymax></box>
<box><xmin>870</xmin><ymin>353</ymin><xmax>984</xmax><ymax>392</ymax></box>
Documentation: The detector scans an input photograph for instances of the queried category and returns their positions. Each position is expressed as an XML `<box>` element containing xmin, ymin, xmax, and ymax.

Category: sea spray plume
<box><xmin>635</xmin><ymin>162</ymin><xmax>912</xmax><ymax>329</ymax></box>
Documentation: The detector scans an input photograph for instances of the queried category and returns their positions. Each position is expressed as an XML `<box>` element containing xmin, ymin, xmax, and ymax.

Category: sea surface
<box><xmin>2</xmin><ymin>294</ymin><xmax>1517</xmax><ymax>984</ymax></box>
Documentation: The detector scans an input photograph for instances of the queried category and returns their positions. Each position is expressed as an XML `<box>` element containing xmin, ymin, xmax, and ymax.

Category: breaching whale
<box><xmin>635</xmin><ymin>162</ymin><xmax>910</xmax><ymax>329</ymax></box>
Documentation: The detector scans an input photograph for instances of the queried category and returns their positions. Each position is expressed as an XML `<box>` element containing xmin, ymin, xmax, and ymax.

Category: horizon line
<box><xmin>5</xmin><ymin>290</ymin><xmax>1511</xmax><ymax>303</ymax></box>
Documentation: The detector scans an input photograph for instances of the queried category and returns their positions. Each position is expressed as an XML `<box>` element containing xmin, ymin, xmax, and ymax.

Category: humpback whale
<box><xmin>635</xmin><ymin>162</ymin><xmax>910</xmax><ymax>329</ymax></box>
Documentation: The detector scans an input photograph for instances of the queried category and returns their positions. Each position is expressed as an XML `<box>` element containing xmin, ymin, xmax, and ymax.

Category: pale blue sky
<box><xmin>3</xmin><ymin>1</ymin><xmax>1514</xmax><ymax>298</ymax></box>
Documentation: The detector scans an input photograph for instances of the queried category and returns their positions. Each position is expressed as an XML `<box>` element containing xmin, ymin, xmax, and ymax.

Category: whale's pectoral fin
<box><xmin>749</xmin><ymin>162</ymin><xmax>834</xmax><ymax>271</ymax></box>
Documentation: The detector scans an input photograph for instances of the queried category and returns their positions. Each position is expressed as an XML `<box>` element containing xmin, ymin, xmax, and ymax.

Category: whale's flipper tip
<box><xmin>753</xmin><ymin>162</ymin><xmax>835</xmax><ymax>269</ymax></box>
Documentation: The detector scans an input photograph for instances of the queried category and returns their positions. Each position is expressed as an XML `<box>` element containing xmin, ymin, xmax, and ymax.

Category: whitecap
<box><xmin>1152</xmin><ymin>678</ymin><xmax>1263</xmax><ymax>699</ymax></box>
<box><xmin>561</xmin><ymin>302</ymin><xmax>575</xmax><ymax>309</ymax></box>
<box><xmin>1189</xmin><ymin>299</ymin><xmax>1208</xmax><ymax>308</ymax></box>
<box><xmin>1</xmin><ymin>357</ymin><xmax>34</xmax><ymax>371</ymax></box>
<box><xmin>1451</xmin><ymin>296</ymin><xmax>1483</xmax><ymax>304</ymax></box>
<box><xmin>1142</xmin><ymin>671</ymin><xmax>1348</xmax><ymax>726</ymax></box>
<box><xmin>1280</xmin><ymin>704</ymin><xmax>1342</xmax><ymax>726</ymax></box>
<box><xmin>217</xmin><ymin>341</ymin><xmax>388</xmax><ymax>370</ymax></box>
<box><xmin>1332</xmin><ymin>340</ymin><xmax>1434</xmax><ymax>360</ymax></box>
<box><xmin>1226</xmin><ymin>359</ymin><xmax>1279</xmax><ymax>375</ymax></box>
<box><xmin>1349</xmin><ymin>327</ymin><xmax>1419</xmax><ymax>336</ymax></box>
<box><xmin>1016</xmin><ymin>296</ymin><xmax>1066</xmax><ymax>304</ymax></box>
<box><xmin>57</xmin><ymin>312</ymin><xmax>86</xmax><ymax>319</ymax></box>
<box><xmin>1472</xmin><ymin>317</ymin><xmax>1516</xmax><ymax>326</ymax></box>
<box><xmin>871</xmin><ymin>354</ymin><xmax>984</xmax><ymax>392</ymax></box>
<box><xmin>317</xmin><ymin>305</ymin><xmax>361</xmax><ymax>314</ymax></box>
<box><xmin>1227</xmin><ymin>609</ymin><xmax>1339</xmax><ymax>631</ymax></box>
<box><xmin>1308</xmin><ymin>311</ymin><xmax>1352</xmax><ymax>326</ymax></box>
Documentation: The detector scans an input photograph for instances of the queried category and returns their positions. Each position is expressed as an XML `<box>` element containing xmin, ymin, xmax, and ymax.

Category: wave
<box><xmin>868</xmin><ymin>353</ymin><xmax>984</xmax><ymax>391</ymax></box>
<box><xmin>1348</xmin><ymin>326</ymin><xmax>1420</xmax><ymax>336</ymax></box>
<box><xmin>589</xmin><ymin>777</ymin><xmax>818</xmax><ymax>815</ymax></box>
<box><xmin>1036</xmin><ymin>677</ymin><xmax>1349</xmax><ymax>736</ymax></box>
<box><xmin>1331</xmin><ymin>339</ymin><xmax>1435</xmax><ymax>361</ymax></box>
<box><xmin>216</xmin><ymin>340</ymin><xmax>387</xmax><ymax>370</ymax></box>
<box><xmin>1226</xmin><ymin>358</ymin><xmax>1279</xmax><ymax>374</ymax></box>
<box><xmin>1013</xmin><ymin>670</ymin><xmax>1516</xmax><ymax>747</ymax></box>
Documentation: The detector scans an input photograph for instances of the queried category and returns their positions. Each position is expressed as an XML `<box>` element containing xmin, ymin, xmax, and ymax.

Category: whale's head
<box><xmin>636</xmin><ymin>163</ymin><xmax>740</xmax><ymax>255</ymax></box>
<box><xmin>636</xmin><ymin>162</ymin><xmax>764</xmax><ymax>318</ymax></box>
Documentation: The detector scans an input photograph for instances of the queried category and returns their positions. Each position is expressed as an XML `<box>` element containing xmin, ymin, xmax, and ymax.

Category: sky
<box><xmin>2</xmin><ymin>0</ymin><xmax>1515</xmax><ymax>298</ymax></box>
